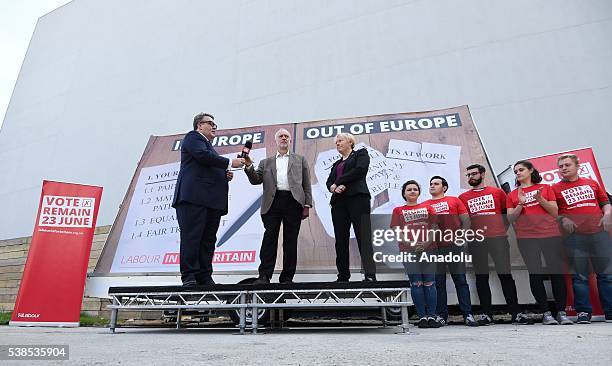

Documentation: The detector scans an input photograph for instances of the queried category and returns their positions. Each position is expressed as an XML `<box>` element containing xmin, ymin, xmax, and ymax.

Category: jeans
<box><xmin>404</xmin><ymin>252</ymin><xmax>437</xmax><ymax>318</ymax></box>
<box><xmin>436</xmin><ymin>246</ymin><xmax>473</xmax><ymax>320</ymax></box>
<box><xmin>565</xmin><ymin>231</ymin><xmax>612</xmax><ymax>315</ymax></box>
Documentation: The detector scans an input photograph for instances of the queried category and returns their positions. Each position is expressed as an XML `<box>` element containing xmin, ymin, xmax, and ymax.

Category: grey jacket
<box><xmin>244</xmin><ymin>153</ymin><xmax>313</xmax><ymax>215</ymax></box>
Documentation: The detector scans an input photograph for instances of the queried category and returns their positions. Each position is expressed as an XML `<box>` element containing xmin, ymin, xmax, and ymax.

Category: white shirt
<box><xmin>276</xmin><ymin>151</ymin><xmax>290</xmax><ymax>191</ymax></box>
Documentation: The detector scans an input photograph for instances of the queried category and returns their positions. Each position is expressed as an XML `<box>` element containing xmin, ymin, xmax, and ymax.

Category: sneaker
<box><xmin>556</xmin><ymin>311</ymin><xmax>574</xmax><ymax>325</ymax></box>
<box><xmin>465</xmin><ymin>314</ymin><xmax>479</xmax><ymax>327</ymax></box>
<box><xmin>576</xmin><ymin>312</ymin><xmax>591</xmax><ymax>324</ymax></box>
<box><xmin>427</xmin><ymin>317</ymin><xmax>441</xmax><ymax>328</ymax></box>
<box><xmin>512</xmin><ymin>312</ymin><xmax>531</xmax><ymax>325</ymax></box>
<box><xmin>542</xmin><ymin>311</ymin><xmax>559</xmax><ymax>325</ymax></box>
<box><xmin>417</xmin><ymin>317</ymin><xmax>429</xmax><ymax>328</ymax></box>
<box><xmin>434</xmin><ymin>316</ymin><xmax>447</xmax><ymax>327</ymax></box>
<box><xmin>478</xmin><ymin>314</ymin><xmax>494</xmax><ymax>326</ymax></box>
<box><xmin>606</xmin><ymin>314</ymin><xmax>612</xmax><ymax>323</ymax></box>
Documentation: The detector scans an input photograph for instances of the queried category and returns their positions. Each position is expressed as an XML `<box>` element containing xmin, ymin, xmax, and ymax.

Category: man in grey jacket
<box><xmin>244</xmin><ymin>128</ymin><xmax>313</xmax><ymax>284</ymax></box>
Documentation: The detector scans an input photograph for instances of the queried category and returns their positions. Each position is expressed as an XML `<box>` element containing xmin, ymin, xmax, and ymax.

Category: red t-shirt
<box><xmin>458</xmin><ymin>186</ymin><xmax>508</xmax><ymax>238</ymax></box>
<box><xmin>552</xmin><ymin>177</ymin><xmax>609</xmax><ymax>234</ymax></box>
<box><xmin>391</xmin><ymin>202</ymin><xmax>437</xmax><ymax>251</ymax></box>
<box><xmin>424</xmin><ymin>196</ymin><xmax>467</xmax><ymax>246</ymax></box>
<box><xmin>507</xmin><ymin>184</ymin><xmax>561</xmax><ymax>239</ymax></box>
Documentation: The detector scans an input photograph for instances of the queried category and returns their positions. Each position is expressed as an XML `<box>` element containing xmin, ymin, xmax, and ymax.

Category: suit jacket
<box><xmin>172</xmin><ymin>130</ymin><xmax>230</xmax><ymax>214</ymax></box>
<box><xmin>326</xmin><ymin>148</ymin><xmax>370</xmax><ymax>204</ymax></box>
<box><xmin>244</xmin><ymin>153</ymin><xmax>313</xmax><ymax>215</ymax></box>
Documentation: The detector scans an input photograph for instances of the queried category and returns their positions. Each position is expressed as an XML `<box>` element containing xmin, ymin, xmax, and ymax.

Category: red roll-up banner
<box><xmin>10</xmin><ymin>181</ymin><xmax>103</xmax><ymax>327</ymax></box>
<box><xmin>528</xmin><ymin>147</ymin><xmax>606</xmax><ymax>318</ymax></box>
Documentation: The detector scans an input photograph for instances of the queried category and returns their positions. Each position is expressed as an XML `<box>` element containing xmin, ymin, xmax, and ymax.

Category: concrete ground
<box><xmin>1</xmin><ymin>322</ymin><xmax>611</xmax><ymax>365</ymax></box>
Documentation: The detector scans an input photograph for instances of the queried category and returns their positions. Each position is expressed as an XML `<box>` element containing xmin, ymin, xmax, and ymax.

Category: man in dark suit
<box><xmin>244</xmin><ymin>128</ymin><xmax>313</xmax><ymax>284</ymax></box>
<box><xmin>172</xmin><ymin>113</ymin><xmax>245</xmax><ymax>286</ymax></box>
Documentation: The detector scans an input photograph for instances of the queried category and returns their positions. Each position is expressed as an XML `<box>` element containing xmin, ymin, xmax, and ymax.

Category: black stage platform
<box><xmin>108</xmin><ymin>281</ymin><xmax>412</xmax><ymax>334</ymax></box>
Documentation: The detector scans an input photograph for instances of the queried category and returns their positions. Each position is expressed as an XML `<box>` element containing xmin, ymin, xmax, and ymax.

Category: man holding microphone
<box><xmin>172</xmin><ymin>113</ymin><xmax>245</xmax><ymax>286</ymax></box>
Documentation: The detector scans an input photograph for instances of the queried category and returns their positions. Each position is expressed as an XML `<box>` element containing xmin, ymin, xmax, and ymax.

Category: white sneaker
<box><xmin>542</xmin><ymin>311</ymin><xmax>559</xmax><ymax>325</ymax></box>
<box><xmin>556</xmin><ymin>311</ymin><xmax>574</xmax><ymax>325</ymax></box>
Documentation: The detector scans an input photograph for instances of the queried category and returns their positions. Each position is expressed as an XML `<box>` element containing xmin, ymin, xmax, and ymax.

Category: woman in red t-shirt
<box><xmin>507</xmin><ymin>160</ymin><xmax>572</xmax><ymax>325</ymax></box>
<box><xmin>390</xmin><ymin>180</ymin><xmax>439</xmax><ymax>328</ymax></box>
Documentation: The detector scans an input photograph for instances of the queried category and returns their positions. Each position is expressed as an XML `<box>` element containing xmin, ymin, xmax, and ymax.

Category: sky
<box><xmin>0</xmin><ymin>0</ymin><xmax>71</xmax><ymax>130</ymax></box>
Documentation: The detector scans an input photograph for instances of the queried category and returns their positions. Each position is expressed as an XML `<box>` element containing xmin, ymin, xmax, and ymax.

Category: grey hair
<box><xmin>274</xmin><ymin>128</ymin><xmax>291</xmax><ymax>139</ymax></box>
<box><xmin>193</xmin><ymin>112</ymin><xmax>214</xmax><ymax>130</ymax></box>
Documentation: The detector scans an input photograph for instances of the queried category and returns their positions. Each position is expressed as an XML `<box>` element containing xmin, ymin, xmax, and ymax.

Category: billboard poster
<box><xmin>95</xmin><ymin>106</ymin><xmax>496</xmax><ymax>274</ymax></box>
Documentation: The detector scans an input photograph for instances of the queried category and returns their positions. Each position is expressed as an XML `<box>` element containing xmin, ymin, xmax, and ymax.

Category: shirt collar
<box><xmin>276</xmin><ymin>151</ymin><xmax>290</xmax><ymax>158</ymax></box>
<box><xmin>197</xmin><ymin>130</ymin><xmax>210</xmax><ymax>141</ymax></box>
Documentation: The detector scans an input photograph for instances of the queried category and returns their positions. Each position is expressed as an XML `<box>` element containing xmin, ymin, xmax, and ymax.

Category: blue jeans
<box><xmin>565</xmin><ymin>231</ymin><xmax>612</xmax><ymax>315</ymax></box>
<box><xmin>404</xmin><ymin>252</ymin><xmax>437</xmax><ymax>318</ymax></box>
<box><xmin>436</xmin><ymin>246</ymin><xmax>473</xmax><ymax>320</ymax></box>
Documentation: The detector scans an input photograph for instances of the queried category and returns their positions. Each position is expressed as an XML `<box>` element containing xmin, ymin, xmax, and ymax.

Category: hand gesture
<box><xmin>329</xmin><ymin>184</ymin><xmax>337</xmax><ymax>194</ymax></box>
<box><xmin>334</xmin><ymin>185</ymin><xmax>346</xmax><ymax>194</ymax></box>
<box><xmin>226</xmin><ymin>171</ymin><xmax>234</xmax><ymax>181</ymax></box>
<box><xmin>517</xmin><ymin>187</ymin><xmax>526</xmax><ymax>205</ymax></box>
<box><xmin>302</xmin><ymin>207</ymin><xmax>310</xmax><ymax>220</ymax></box>
<box><xmin>231</xmin><ymin>158</ymin><xmax>246</xmax><ymax>168</ymax></box>
<box><xmin>533</xmin><ymin>188</ymin><xmax>544</xmax><ymax>203</ymax></box>
<box><xmin>243</xmin><ymin>155</ymin><xmax>253</xmax><ymax>167</ymax></box>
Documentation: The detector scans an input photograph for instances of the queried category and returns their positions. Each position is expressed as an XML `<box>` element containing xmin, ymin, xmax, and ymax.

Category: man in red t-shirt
<box><xmin>425</xmin><ymin>175</ymin><xmax>478</xmax><ymax>326</ymax></box>
<box><xmin>552</xmin><ymin>154</ymin><xmax>612</xmax><ymax>323</ymax></box>
<box><xmin>458</xmin><ymin>164</ymin><xmax>528</xmax><ymax>325</ymax></box>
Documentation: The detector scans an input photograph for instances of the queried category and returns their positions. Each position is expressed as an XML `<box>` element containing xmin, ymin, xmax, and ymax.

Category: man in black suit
<box><xmin>172</xmin><ymin>113</ymin><xmax>245</xmax><ymax>286</ymax></box>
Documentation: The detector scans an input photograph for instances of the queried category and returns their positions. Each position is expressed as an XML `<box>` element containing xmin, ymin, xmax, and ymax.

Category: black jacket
<box><xmin>326</xmin><ymin>148</ymin><xmax>370</xmax><ymax>204</ymax></box>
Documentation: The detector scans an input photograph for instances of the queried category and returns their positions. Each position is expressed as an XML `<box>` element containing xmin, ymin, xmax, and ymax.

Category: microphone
<box><xmin>239</xmin><ymin>140</ymin><xmax>253</xmax><ymax>158</ymax></box>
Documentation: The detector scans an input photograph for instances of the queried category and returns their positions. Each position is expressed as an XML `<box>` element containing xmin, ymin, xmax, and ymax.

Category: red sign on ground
<box><xmin>10</xmin><ymin>181</ymin><xmax>103</xmax><ymax>327</ymax></box>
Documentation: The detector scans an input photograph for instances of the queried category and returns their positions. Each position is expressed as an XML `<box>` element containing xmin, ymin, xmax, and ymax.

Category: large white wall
<box><xmin>1</xmin><ymin>0</ymin><xmax>611</xmax><ymax>240</ymax></box>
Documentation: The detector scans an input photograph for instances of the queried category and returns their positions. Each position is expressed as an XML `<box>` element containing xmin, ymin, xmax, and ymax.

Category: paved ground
<box><xmin>1</xmin><ymin>322</ymin><xmax>611</xmax><ymax>365</ymax></box>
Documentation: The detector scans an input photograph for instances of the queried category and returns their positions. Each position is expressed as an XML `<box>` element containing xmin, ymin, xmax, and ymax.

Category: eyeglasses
<box><xmin>201</xmin><ymin>121</ymin><xmax>217</xmax><ymax>129</ymax></box>
<box><xmin>465</xmin><ymin>172</ymin><xmax>480</xmax><ymax>177</ymax></box>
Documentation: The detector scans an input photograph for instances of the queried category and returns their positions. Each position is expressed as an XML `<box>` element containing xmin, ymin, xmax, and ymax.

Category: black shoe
<box><xmin>576</xmin><ymin>312</ymin><xmax>591</xmax><ymax>324</ymax></box>
<box><xmin>464</xmin><ymin>314</ymin><xmax>479</xmax><ymax>327</ymax></box>
<box><xmin>478</xmin><ymin>314</ymin><xmax>494</xmax><ymax>326</ymax></box>
<box><xmin>417</xmin><ymin>317</ymin><xmax>429</xmax><ymax>328</ymax></box>
<box><xmin>335</xmin><ymin>278</ymin><xmax>350</xmax><ymax>283</ymax></box>
<box><xmin>198</xmin><ymin>278</ymin><xmax>215</xmax><ymax>286</ymax></box>
<box><xmin>253</xmin><ymin>276</ymin><xmax>270</xmax><ymax>285</ymax></box>
<box><xmin>605</xmin><ymin>313</ymin><xmax>612</xmax><ymax>323</ymax></box>
<box><xmin>512</xmin><ymin>312</ymin><xmax>531</xmax><ymax>325</ymax></box>
<box><xmin>182</xmin><ymin>280</ymin><xmax>197</xmax><ymax>287</ymax></box>
<box><xmin>427</xmin><ymin>317</ymin><xmax>441</xmax><ymax>328</ymax></box>
<box><xmin>279</xmin><ymin>279</ymin><xmax>294</xmax><ymax>284</ymax></box>
<box><xmin>363</xmin><ymin>275</ymin><xmax>377</xmax><ymax>282</ymax></box>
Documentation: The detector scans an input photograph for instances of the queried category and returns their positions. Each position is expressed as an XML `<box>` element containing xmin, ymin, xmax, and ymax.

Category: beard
<box><xmin>468</xmin><ymin>177</ymin><xmax>483</xmax><ymax>187</ymax></box>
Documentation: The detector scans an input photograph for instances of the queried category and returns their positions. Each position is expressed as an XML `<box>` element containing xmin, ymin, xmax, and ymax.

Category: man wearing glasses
<box><xmin>458</xmin><ymin>164</ymin><xmax>529</xmax><ymax>325</ymax></box>
<box><xmin>172</xmin><ymin>113</ymin><xmax>246</xmax><ymax>286</ymax></box>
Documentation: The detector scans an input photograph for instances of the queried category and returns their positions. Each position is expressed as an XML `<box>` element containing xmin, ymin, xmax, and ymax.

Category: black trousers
<box><xmin>517</xmin><ymin>236</ymin><xmax>567</xmax><ymax>313</ymax></box>
<box><xmin>259</xmin><ymin>191</ymin><xmax>303</xmax><ymax>282</ymax></box>
<box><xmin>175</xmin><ymin>202</ymin><xmax>223</xmax><ymax>284</ymax></box>
<box><xmin>331</xmin><ymin>194</ymin><xmax>376</xmax><ymax>280</ymax></box>
<box><xmin>469</xmin><ymin>236</ymin><xmax>521</xmax><ymax>316</ymax></box>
